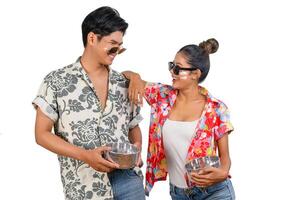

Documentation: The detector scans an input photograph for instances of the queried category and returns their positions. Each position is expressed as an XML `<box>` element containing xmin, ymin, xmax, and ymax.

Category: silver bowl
<box><xmin>105</xmin><ymin>142</ymin><xmax>139</xmax><ymax>169</ymax></box>
<box><xmin>185</xmin><ymin>156</ymin><xmax>220</xmax><ymax>186</ymax></box>
<box><xmin>185</xmin><ymin>156</ymin><xmax>220</xmax><ymax>173</ymax></box>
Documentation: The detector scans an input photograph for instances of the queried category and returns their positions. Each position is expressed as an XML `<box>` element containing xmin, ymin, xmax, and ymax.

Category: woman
<box><xmin>123</xmin><ymin>38</ymin><xmax>235</xmax><ymax>199</ymax></box>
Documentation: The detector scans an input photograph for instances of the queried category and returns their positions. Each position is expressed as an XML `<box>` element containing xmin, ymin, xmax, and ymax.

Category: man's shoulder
<box><xmin>110</xmin><ymin>69</ymin><xmax>127</xmax><ymax>81</ymax></box>
<box><xmin>43</xmin><ymin>63</ymin><xmax>78</xmax><ymax>84</ymax></box>
<box><xmin>110</xmin><ymin>69</ymin><xmax>129</xmax><ymax>88</ymax></box>
<box><xmin>50</xmin><ymin>63</ymin><xmax>77</xmax><ymax>74</ymax></box>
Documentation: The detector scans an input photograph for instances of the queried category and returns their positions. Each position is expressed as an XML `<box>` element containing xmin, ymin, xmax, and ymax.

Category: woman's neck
<box><xmin>177</xmin><ymin>85</ymin><xmax>203</xmax><ymax>102</ymax></box>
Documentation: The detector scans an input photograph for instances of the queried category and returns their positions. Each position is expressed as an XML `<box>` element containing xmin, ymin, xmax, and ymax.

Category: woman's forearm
<box><xmin>122</xmin><ymin>71</ymin><xmax>139</xmax><ymax>80</ymax></box>
<box><xmin>217</xmin><ymin>134</ymin><xmax>231</xmax><ymax>176</ymax></box>
<box><xmin>219</xmin><ymin>154</ymin><xmax>231</xmax><ymax>174</ymax></box>
<box><xmin>122</xmin><ymin>71</ymin><xmax>147</xmax><ymax>105</ymax></box>
<box><xmin>122</xmin><ymin>71</ymin><xmax>147</xmax><ymax>85</ymax></box>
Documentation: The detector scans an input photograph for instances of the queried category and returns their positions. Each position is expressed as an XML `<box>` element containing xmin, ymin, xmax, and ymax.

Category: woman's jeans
<box><xmin>169</xmin><ymin>179</ymin><xmax>235</xmax><ymax>200</ymax></box>
<box><xmin>108</xmin><ymin>169</ymin><xmax>145</xmax><ymax>200</ymax></box>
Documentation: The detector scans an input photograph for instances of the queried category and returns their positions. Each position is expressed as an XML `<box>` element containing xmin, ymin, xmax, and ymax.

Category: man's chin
<box><xmin>106</xmin><ymin>58</ymin><xmax>114</xmax><ymax>65</ymax></box>
<box><xmin>99</xmin><ymin>57</ymin><xmax>114</xmax><ymax>66</ymax></box>
<box><xmin>102</xmin><ymin>60</ymin><xmax>112</xmax><ymax>66</ymax></box>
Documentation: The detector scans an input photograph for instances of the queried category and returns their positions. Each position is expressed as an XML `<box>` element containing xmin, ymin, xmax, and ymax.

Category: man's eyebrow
<box><xmin>111</xmin><ymin>40</ymin><xmax>123</xmax><ymax>45</ymax></box>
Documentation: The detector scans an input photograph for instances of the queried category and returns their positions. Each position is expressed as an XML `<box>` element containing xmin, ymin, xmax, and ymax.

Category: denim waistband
<box><xmin>170</xmin><ymin>179</ymin><xmax>230</xmax><ymax>196</ymax></box>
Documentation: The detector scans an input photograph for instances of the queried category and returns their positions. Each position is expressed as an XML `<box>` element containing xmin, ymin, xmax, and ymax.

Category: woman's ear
<box><xmin>192</xmin><ymin>69</ymin><xmax>201</xmax><ymax>80</ymax></box>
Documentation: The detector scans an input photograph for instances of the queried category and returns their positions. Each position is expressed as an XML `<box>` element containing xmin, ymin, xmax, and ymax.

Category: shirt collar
<box><xmin>71</xmin><ymin>57</ymin><xmax>126</xmax><ymax>84</ymax></box>
<box><xmin>198</xmin><ymin>86</ymin><xmax>220</xmax><ymax>104</ymax></box>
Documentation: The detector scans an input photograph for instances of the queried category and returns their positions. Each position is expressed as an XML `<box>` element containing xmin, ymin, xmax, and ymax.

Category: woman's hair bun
<box><xmin>199</xmin><ymin>38</ymin><xmax>219</xmax><ymax>54</ymax></box>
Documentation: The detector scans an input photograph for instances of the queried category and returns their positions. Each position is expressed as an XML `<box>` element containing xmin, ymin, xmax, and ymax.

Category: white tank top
<box><xmin>162</xmin><ymin>118</ymin><xmax>199</xmax><ymax>188</ymax></box>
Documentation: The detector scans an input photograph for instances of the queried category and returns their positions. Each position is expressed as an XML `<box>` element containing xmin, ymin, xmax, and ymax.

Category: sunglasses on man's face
<box><xmin>94</xmin><ymin>33</ymin><xmax>126</xmax><ymax>55</ymax></box>
<box><xmin>107</xmin><ymin>47</ymin><xmax>126</xmax><ymax>55</ymax></box>
<box><xmin>168</xmin><ymin>62</ymin><xmax>198</xmax><ymax>75</ymax></box>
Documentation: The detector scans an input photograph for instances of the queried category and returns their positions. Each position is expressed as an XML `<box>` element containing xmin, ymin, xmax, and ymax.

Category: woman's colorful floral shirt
<box><xmin>143</xmin><ymin>82</ymin><xmax>234</xmax><ymax>195</ymax></box>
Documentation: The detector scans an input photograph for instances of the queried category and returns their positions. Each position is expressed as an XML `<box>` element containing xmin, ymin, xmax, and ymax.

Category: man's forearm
<box><xmin>128</xmin><ymin>125</ymin><xmax>142</xmax><ymax>150</ymax></box>
<box><xmin>36</xmin><ymin>130</ymin><xmax>87</xmax><ymax>161</ymax></box>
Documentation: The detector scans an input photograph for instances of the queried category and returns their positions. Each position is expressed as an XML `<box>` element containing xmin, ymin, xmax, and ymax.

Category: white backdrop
<box><xmin>0</xmin><ymin>0</ymin><xmax>301</xmax><ymax>199</ymax></box>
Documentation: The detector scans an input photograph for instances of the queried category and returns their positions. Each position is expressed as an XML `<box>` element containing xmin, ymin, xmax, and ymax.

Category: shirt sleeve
<box><xmin>32</xmin><ymin>74</ymin><xmax>59</xmax><ymax>122</ymax></box>
<box><xmin>144</xmin><ymin>82</ymin><xmax>171</xmax><ymax>106</ymax></box>
<box><xmin>128</xmin><ymin>103</ymin><xmax>143</xmax><ymax>129</ymax></box>
<box><xmin>214</xmin><ymin>102</ymin><xmax>234</xmax><ymax>140</ymax></box>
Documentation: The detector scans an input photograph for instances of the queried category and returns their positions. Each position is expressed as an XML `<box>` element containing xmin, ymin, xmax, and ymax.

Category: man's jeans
<box><xmin>169</xmin><ymin>179</ymin><xmax>235</xmax><ymax>200</ymax></box>
<box><xmin>108</xmin><ymin>169</ymin><xmax>145</xmax><ymax>200</ymax></box>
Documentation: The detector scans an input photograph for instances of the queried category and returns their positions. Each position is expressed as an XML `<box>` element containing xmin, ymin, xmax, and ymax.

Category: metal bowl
<box><xmin>185</xmin><ymin>156</ymin><xmax>220</xmax><ymax>173</ymax></box>
<box><xmin>185</xmin><ymin>156</ymin><xmax>220</xmax><ymax>186</ymax></box>
<box><xmin>105</xmin><ymin>142</ymin><xmax>139</xmax><ymax>169</ymax></box>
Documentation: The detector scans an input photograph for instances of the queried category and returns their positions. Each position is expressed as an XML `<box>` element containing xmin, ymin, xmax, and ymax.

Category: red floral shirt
<box><xmin>144</xmin><ymin>83</ymin><xmax>234</xmax><ymax>195</ymax></box>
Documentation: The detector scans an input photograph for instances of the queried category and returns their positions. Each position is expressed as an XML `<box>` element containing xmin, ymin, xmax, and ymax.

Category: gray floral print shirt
<box><xmin>32</xmin><ymin>58</ymin><xmax>143</xmax><ymax>200</ymax></box>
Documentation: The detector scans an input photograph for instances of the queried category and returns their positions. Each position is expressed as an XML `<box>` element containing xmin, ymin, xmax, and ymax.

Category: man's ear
<box><xmin>86</xmin><ymin>32</ymin><xmax>98</xmax><ymax>46</ymax></box>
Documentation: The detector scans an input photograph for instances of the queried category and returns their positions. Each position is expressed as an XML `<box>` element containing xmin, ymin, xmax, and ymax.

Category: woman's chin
<box><xmin>172</xmin><ymin>82</ymin><xmax>180</xmax><ymax>89</ymax></box>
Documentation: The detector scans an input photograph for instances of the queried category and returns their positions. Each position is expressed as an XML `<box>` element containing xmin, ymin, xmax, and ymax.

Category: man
<box><xmin>33</xmin><ymin>6</ymin><xmax>145</xmax><ymax>200</ymax></box>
